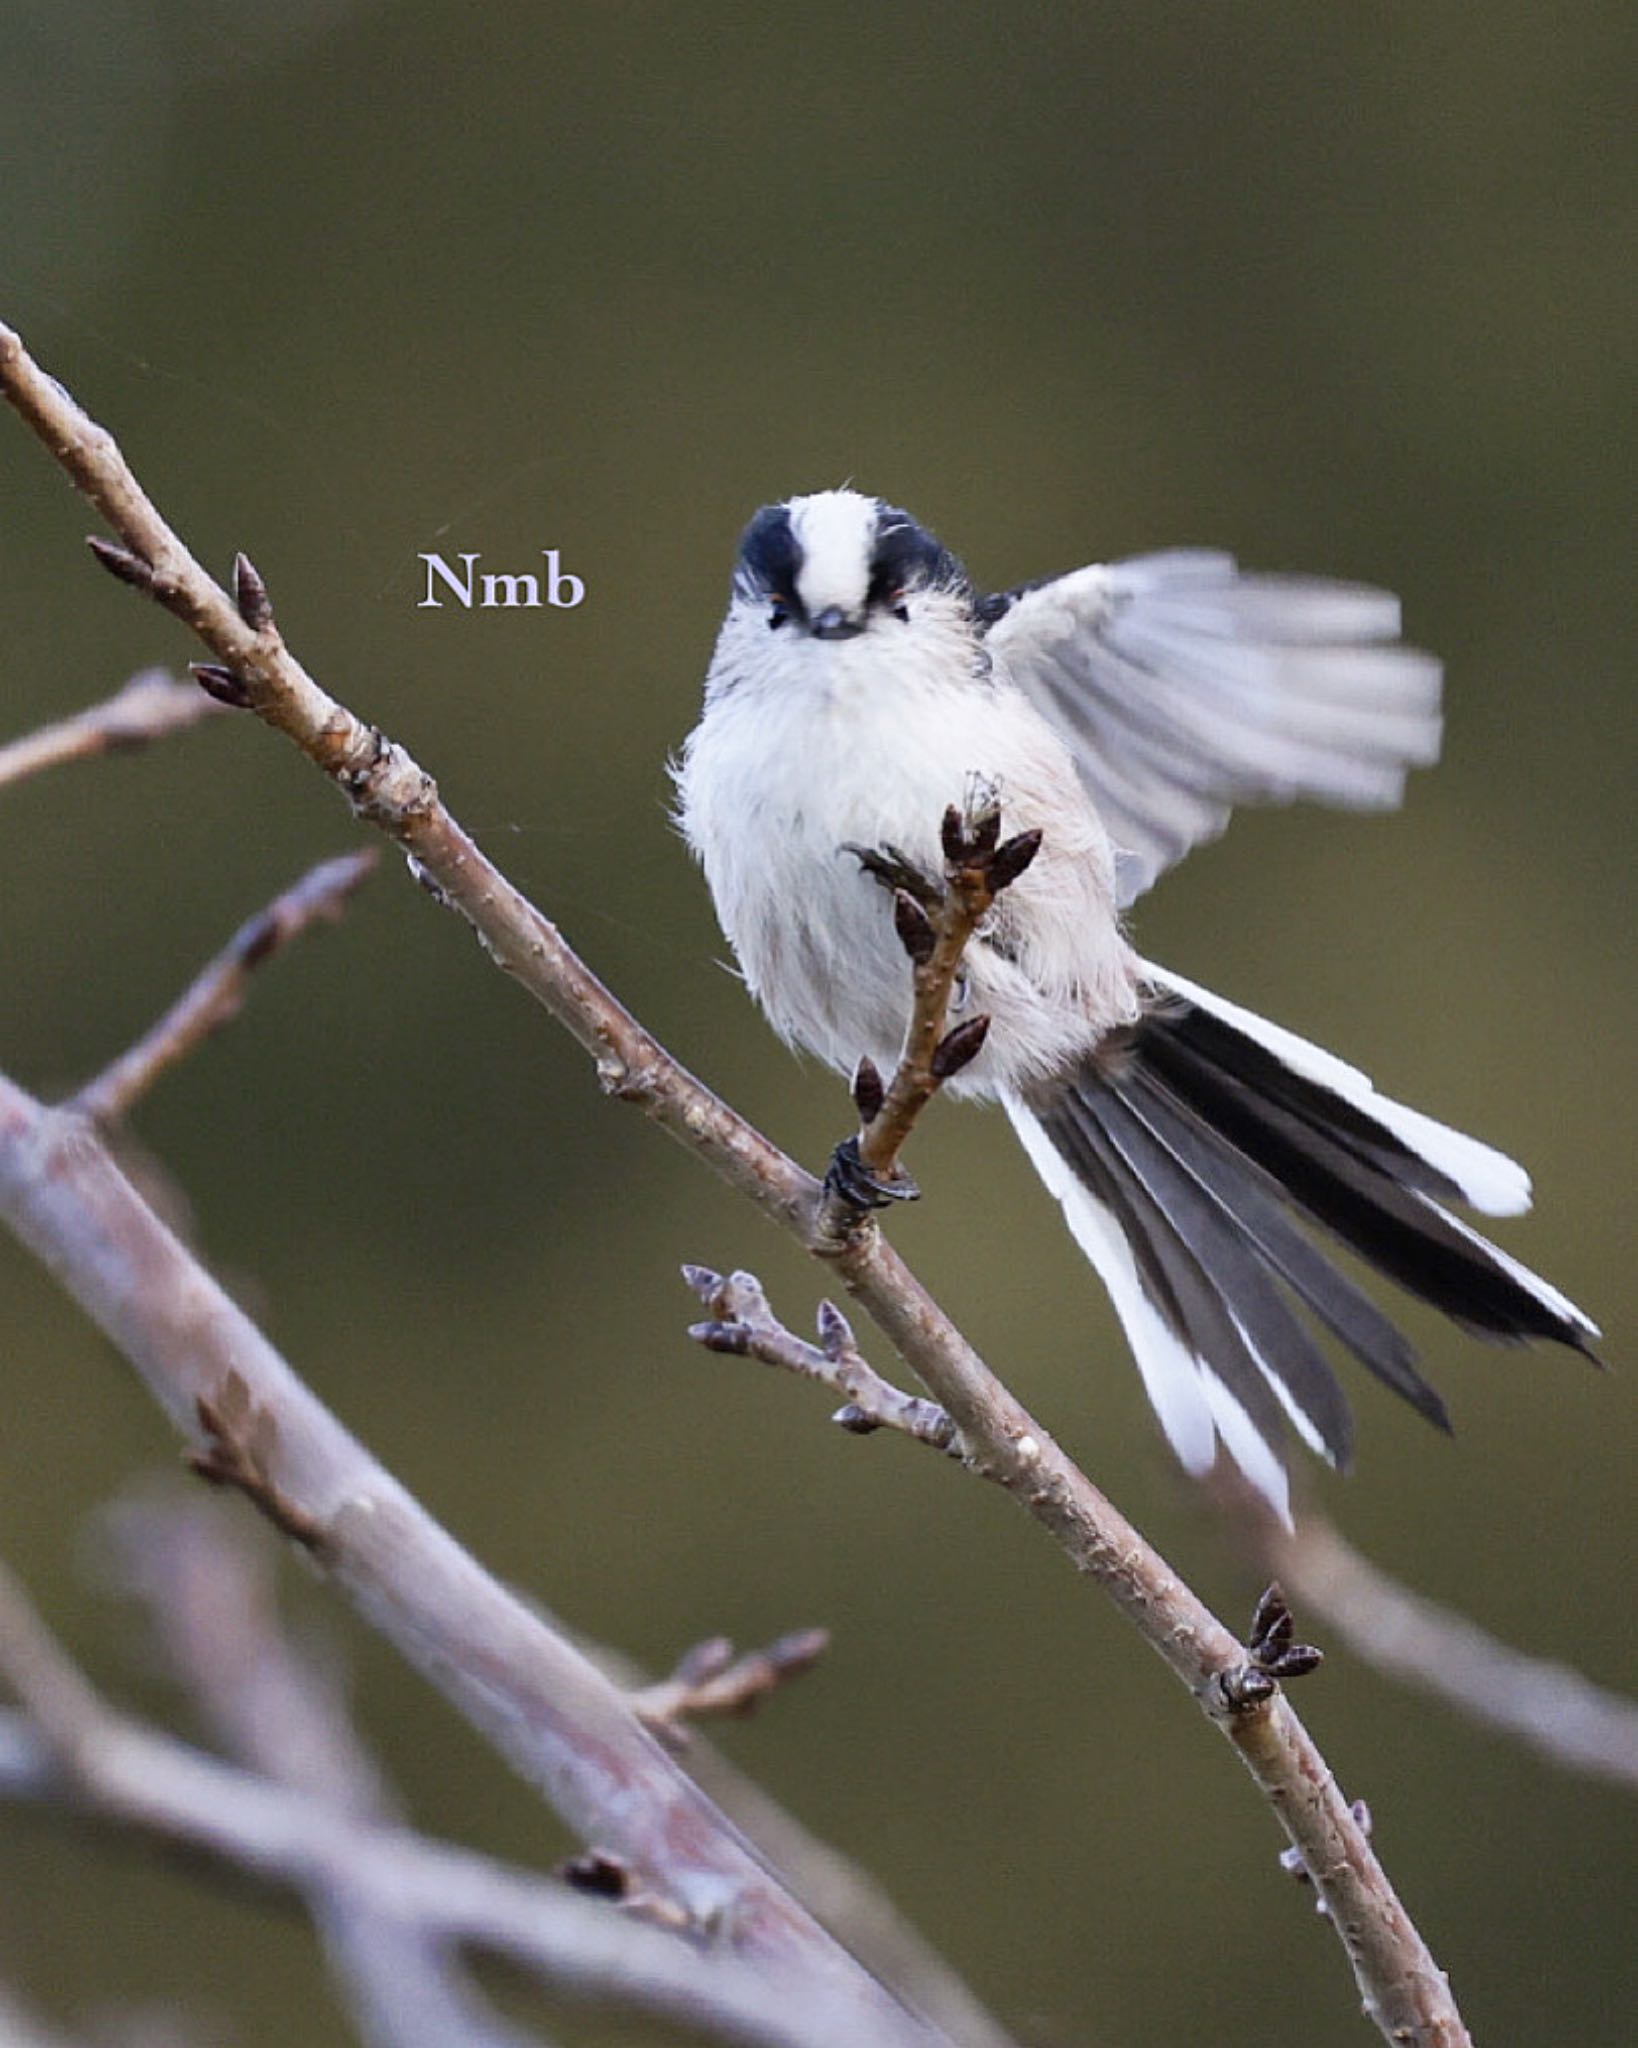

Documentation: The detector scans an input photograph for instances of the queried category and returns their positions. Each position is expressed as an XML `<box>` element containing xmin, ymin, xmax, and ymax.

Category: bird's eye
<box><xmin>869</xmin><ymin>573</ymin><xmax>911</xmax><ymax>623</ymax></box>
<box><xmin>768</xmin><ymin>596</ymin><xmax>793</xmax><ymax>630</ymax></box>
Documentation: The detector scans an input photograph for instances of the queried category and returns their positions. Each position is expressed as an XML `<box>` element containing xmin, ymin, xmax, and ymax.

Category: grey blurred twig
<box><xmin>1267</xmin><ymin>1513</ymin><xmax>1638</xmax><ymax>1792</ymax></box>
<box><xmin>0</xmin><ymin>1985</ymin><xmax>97</xmax><ymax>2048</ymax></box>
<box><xmin>633</xmin><ymin>1626</ymin><xmax>832</xmax><ymax>1753</ymax></box>
<box><xmin>71</xmin><ymin>850</ymin><xmax>379</xmax><ymax>1126</ymax></box>
<box><xmin>0</xmin><ymin>669</ymin><xmax>220</xmax><ymax>792</ymax></box>
<box><xmin>0</xmin><ymin>1980</ymin><xmax>196</xmax><ymax>2048</ymax></box>
<box><xmin>104</xmin><ymin>1495</ymin><xmax>552</xmax><ymax>2048</ymax></box>
<box><xmin>105</xmin><ymin>1493</ymin><xmax>1014</xmax><ymax>2048</ymax></box>
<box><xmin>0</xmin><ymin>313</ymin><xmax>1470</xmax><ymax>2047</ymax></box>
<box><xmin>0</xmin><ymin>1560</ymin><xmax>933</xmax><ymax>2048</ymax></box>
<box><xmin>0</xmin><ymin>1073</ymin><xmax>951</xmax><ymax>2048</ymax></box>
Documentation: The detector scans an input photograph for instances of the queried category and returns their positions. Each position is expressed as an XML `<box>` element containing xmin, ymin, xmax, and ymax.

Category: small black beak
<box><xmin>809</xmin><ymin>606</ymin><xmax>865</xmax><ymax>641</ymax></box>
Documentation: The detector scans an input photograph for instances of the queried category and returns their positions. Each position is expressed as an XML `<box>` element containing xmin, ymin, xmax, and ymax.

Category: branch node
<box><xmin>233</xmin><ymin>550</ymin><xmax>275</xmax><ymax>631</ymax></box>
<box><xmin>190</xmin><ymin>661</ymin><xmax>253</xmax><ymax>709</ymax></box>
<box><xmin>633</xmin><ymin>1627</ymin><xmax>832</xmax><ymax>1749</ymax></box>
<box><xmin>815</xmin><ymin>1298</ymin><xmax>854</xmax><ymax>1362</ymax></box>
<box><xmin>187</xmin><ymin>1372</ymin><xmax>326</xmax><ymax>1553</ymax></box>
<box><xmin>850</xmin><ymin>1055</ymin><xmax>885</xmax><ymax>1125</ymax></box>
<box><xmin>680</xmin><ymin>1263</ymin><xmax>725</xmax><ymax>1304</ymax></box>
<box><xmin>559</xmin><ymin>1848</ymin><xmax>632</xmax><ymax>1899</ymax></box>
<box><xmin>1247</xmin><ymin>1582</ymin><xmax>1324</xmax><ymax>1683</ymax></box>
<box><xmin>930</xmin><ymin>1013</ymin><xmax>991</xmax><ymax>1082</ymax></box>
<box><xmin>891</xmin><ymin>888</ymin><xmax>937</xmax><ymax>967</ymax></box>
<box><xmin>832</xmin><ymin>1402</ymin><xmax>881</xmax><ymax>1435</ymax></box>
<box><xmin>1216</xmin><ymin>1664</ymin><xmax>1278</xmax><ymax>1711</ymax></box>
<box><xmin>985</xmin><ymin>827</ymin><xmax>1044</xmax><ymax>894</ymax></box>
<box><xmin>86</xmin><ymin>535</ymin><xmax>155</xmax><ymax>591</ymax></box>
<box><xmin>1281</xmin><ymin>1800</ymin><xmax>1373</xmax><ymax>1916</ymax></box>
<box><xmin>684</xmin><ymin>1266</ymin><xmax>961</xmax><ymax>1457</ymax></box>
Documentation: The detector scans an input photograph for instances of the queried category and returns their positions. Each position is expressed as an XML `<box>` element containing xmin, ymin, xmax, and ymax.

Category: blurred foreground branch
<box><xmin>0</xmin><ymin>1985</ymin><xmax>105</xmax><ymax>2048</ymax></box>
<box><xmin>104</xmin><ymin>1493</ymin><xmax>550</xmax><ymax>2048</ymax></box>
<box><xmin>0</xmin><ymin>1556</ymin><xmax>929</xmax><ymax>2048</ymax></box>
<box><xmin>0</xmin><ymin>1062</ymin><xmax>953</xmax><ymax>2048</ymax></box>
<box><xmin>0</xmin><ymin>668</ymin><xmax>218</xmax><ymax>791</ymax></box>
<box><xmin>0</xmin><ymin>316</ymin><xmax>1472</xmax><ymax>2046</ymax></box>
<box><xmin>0</xmin><ymin>813</ymin><xmax>1008</xmax><ymax>2046</ymax></box>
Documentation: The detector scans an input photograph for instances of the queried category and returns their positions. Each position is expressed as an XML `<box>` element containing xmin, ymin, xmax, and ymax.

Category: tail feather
<box><xmin>1006</xmin><ymin>1097</ymin><xmax>1292</xmax><ymax>1520</ymax></box>
<box><xmin>1050</xmin><ymin>1100</ymin><xmax>1293</xmax><ymax>1448</ymax></box>
<box><xmin>1008</xmin><ymin>972</ymin><xmax>1598</xmax><ymax>1517</ymax></box>
<box><xmin>1134</xmin><ymin>1014</ymin><xmax>1583</xmax><ymax>1347</ymax></box>
<box><xmin>1118</xmin><ymin>1067</ymin><xmax>1448</xmax><ymax>1427</ymax></box>
<box><xmin>1145</xmin><ymin>964</ymin><xmax>1533</xmax><ymax>1215</ymax></box>
<box><xmin>1066</xmin><ymin>1087</ymin><xmax>1355</xmax><ymax>1466</ymax></box>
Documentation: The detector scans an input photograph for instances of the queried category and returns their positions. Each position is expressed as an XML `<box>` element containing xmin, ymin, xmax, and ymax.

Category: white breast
<box><xmin>676</xmin><ymin>601</ymin><xmax>1141</xmax><ymax>1095</ymax></box>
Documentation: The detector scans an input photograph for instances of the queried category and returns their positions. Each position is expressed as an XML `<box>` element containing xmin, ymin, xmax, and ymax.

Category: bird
<box><xmin>673</xmin><ymin>488</ymin><xmax>1598</xmax><ymax>1520</ymax></box>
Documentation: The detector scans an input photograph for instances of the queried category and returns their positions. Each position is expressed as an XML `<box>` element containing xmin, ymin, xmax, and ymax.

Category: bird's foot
<box><xmin>842</xmin><ymin>842</ymin><xmax>945</xmax><ymax>907</ymax></box>
<box><xmin>824</xmin><ymin>1136</ymin><xmax>921</xmax><ymax>1212</ymax></box>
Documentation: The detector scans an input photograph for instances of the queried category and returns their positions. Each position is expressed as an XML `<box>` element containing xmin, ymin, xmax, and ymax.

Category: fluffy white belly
<box><xmin>679</xmin><ymin>642</ymin><xmax>1141</xmax><ymax>1095</ymax></box>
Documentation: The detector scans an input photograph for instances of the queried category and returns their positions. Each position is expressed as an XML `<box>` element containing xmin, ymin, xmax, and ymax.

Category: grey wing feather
<box><xmin>985</xmin><ymin>550</ymin><xmax>1443</xmax><ymax>905</ymax></box>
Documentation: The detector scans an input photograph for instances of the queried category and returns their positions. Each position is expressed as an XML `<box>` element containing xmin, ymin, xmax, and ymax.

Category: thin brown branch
<box><xmin>0</xmin><ymin>315</ymin><xmax>1471</xmax><ymax>2047</ymax></box>
<box><xmin>1266</xmin><ymin>1512</ymin><xmax>1638</xmax><ymax>1791</ymax></box>
<box><xmin>848</xmin><ymin>794</ymin><xmax>1041</xmax><ymax>1198</ymax></box>
<box><xmin>71</xmin><ymin>850</ymin><xmax>379</xmax><ymax>1126</ymax></box>
<box><xmin>633</xmin><ymin>1627</ymin><xmax>832</xmax><ymax>1752</ymax></box>
<box><xmin>684</xmin><ymin>1267</ymin><xmax>960</xmax><ymax>1452</ymax></box>
<box><xmin>0</xmin><ymin>669</ymin><xmax>220</xmax><ymax>792</ymax></box>
<box><xmin>0</xmin><ymin>1570</ymin><xmax>931</xmax><ymax>2048</ymax></box>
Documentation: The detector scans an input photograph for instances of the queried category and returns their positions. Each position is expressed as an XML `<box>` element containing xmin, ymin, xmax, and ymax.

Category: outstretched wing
<box><xmin>983</xmin><ymin>550</ymin><xmax>1443</xmax><ymax>905</ymax></box>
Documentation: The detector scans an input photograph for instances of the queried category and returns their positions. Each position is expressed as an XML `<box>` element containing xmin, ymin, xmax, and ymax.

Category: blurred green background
<box><xmin>1</xmin><ymin>3</ymin><xmax>1632</xmax><ymax>2042</ymax></box>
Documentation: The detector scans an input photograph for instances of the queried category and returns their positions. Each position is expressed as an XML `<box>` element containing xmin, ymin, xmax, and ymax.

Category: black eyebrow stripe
<box><xmin>734</xmin><ymin>504</ymin><xmax>802</xmax><ymax>598</ymax></box>
<box><xmin>869</xmin><ymin>505</ymin><xmax>971</xmax><ymax>595</ymax></box>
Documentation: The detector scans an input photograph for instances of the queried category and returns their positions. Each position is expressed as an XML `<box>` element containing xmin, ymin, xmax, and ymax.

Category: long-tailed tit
<box><xmin>674</xmin><ymin>489</ymin><xmax>1597</xmax><ymax>1519</ymax></box>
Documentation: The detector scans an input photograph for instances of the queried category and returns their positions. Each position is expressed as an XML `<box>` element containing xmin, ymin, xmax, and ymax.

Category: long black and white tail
<box><xmin>1005</xmin><ymin>964</ymin><xmax>1599</xmax><ymax>1521</ymax></box>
